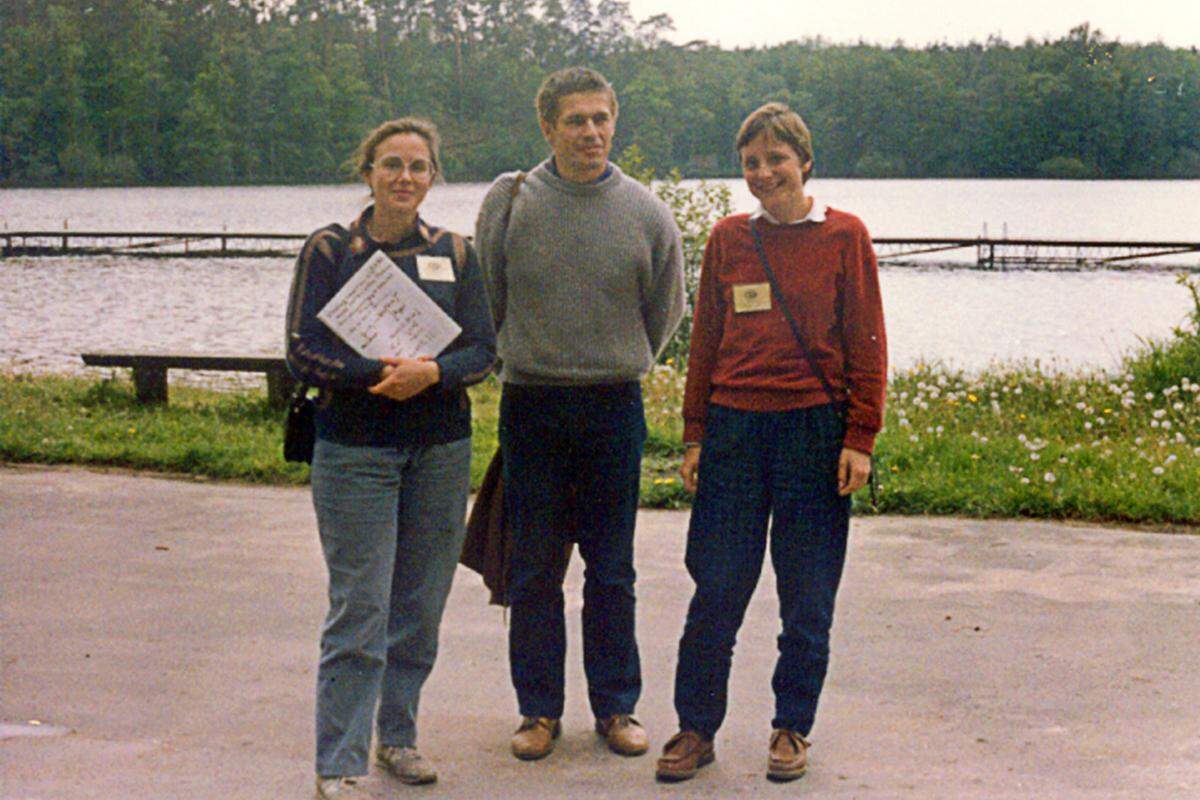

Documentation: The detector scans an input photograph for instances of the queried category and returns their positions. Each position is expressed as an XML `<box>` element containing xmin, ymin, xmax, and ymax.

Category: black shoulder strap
<box><xmin>749</xmin><ymin>218</ymin><xmax>844</xmax><ymax>406</ymax></box>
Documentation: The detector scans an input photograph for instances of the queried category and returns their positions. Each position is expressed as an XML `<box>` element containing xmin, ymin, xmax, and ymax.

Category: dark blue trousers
<box><xmin>500</xmin><ymin>382</ymin><xmax>646</xmax><ymax>720</ymax></box>
<box><xmin>673</xmin><ymin>403</ymin><xmax>851</xmax><ymax>739</ymax></box>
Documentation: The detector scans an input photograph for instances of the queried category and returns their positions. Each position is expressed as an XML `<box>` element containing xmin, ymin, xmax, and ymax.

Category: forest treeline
<box><xmin>2</xmin><ymin>0</ymin><xmax>1199</xmax><ymax>186</ymax></box>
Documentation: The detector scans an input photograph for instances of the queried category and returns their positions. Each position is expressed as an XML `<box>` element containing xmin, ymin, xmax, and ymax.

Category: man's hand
<box><xmin>368</xmin><ymin>357</ymin><xmax>439</xmax><ymax>402</ymax></box>
<box><xmin>837</xmin><ymin>447</ymin><xmax>871</xmax><ymax>496</ymax></box>
<box><xmin>679</xmin><ymin>444</ymin><xmax>701</xmax><ymax>494</ymax></box>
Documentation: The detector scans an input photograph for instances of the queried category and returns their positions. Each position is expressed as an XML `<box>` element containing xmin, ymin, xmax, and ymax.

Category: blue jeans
<box><xmin>499</xmin><ymin>382</ymin><xmax>646</xmax><ymax>720</ymax></box>
<box><xmin>310</xmin><ymin>436</ymin><xmax>472</xmax><ymax>777</ymax></box>
<box><xmin>673</xmin><ymin>403</ymin><xmax>851</xmax><ymax>739</ymax></box>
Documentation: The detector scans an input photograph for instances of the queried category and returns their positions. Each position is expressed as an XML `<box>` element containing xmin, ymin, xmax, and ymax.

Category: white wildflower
<box><xmin>1044</xmin><ymin>472</ymin><xmax>1056</xmax><ymax>483</ymax></box>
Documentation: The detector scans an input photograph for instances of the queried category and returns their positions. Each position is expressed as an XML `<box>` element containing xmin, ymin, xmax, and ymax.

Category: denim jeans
<box><xmin>673</xmin><ymin>403</ymin><xmax>851</xmax><ymax>739</ymax></box>
<box><xmin>310</xmin><ymin>436</ymin><xmax>472</xmax><ymax>777</ymax></box>
<box><xmin>499</xmin><ymin>382</ymin><xmax>646</xmax><ymax>720</ymax></box>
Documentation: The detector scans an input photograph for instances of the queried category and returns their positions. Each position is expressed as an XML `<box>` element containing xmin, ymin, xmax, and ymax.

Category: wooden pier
<box><xmin>3</xmin><ymin>230</ymin><xmax>1199</xmax><ymax>270</ymax></box>
<box><xmin>0</xmin><ymin>231</ymin><xmax>306</xmax><ymax>258</ymax></box>
<box><xmin>872</xmin><ymin>237</ymin><xmax>1200</xmax><ymax>270</ymax></box>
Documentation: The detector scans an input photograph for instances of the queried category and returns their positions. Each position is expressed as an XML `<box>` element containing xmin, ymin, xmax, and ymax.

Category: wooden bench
<box><xmin>81</xmin><ymin>353</ymin><xmax>295</xmax><ymax>408</ymax></box>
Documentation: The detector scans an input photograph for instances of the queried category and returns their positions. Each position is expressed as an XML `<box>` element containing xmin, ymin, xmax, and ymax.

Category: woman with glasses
<box><xmin>657</xmin><ymin>102</ymin><xmax>886</xmax><ymax>784</ymax></box>
<box><xmin>285</xmin><ymin>118</ymin><xmax>496</xmax><ymax>799</ymax></box>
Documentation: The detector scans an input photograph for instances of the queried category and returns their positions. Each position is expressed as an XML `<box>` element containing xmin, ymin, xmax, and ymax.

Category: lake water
<box><xmin>2</xmin><ymin>179</ymin><xmax>1199</xmax><ymax>382</ymax></box>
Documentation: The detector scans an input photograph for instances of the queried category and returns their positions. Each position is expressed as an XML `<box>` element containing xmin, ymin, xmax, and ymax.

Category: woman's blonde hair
<box><xmin>349</xmin><ymin>117</ymin><xmax>442</xmax><ymax>180</ymax></box>
<box><xmin>735</xmin><ymin>102</ymin><xmax>814</xmax><ymax>182</ymax></box>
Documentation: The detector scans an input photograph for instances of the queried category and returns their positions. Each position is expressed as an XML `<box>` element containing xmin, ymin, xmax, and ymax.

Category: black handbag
<box><xmin>283</xmin><ymin>382</ymin><xmax>315</xmax><ymax>464</ymax></box>
<box><xmin>749</xmin><ymin>219</ymin><xmax>880</xmax><ymax>508</ymax></box>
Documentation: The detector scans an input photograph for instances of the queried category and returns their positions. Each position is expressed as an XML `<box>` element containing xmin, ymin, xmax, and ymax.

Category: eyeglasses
<box><xmin>372</xmin><ymin>156</ymin><xmax>434</xmax><ymax>177</ymax></box>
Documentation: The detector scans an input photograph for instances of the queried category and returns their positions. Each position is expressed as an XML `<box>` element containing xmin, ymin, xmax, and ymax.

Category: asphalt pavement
<box><xmin>2</xmin><ymin>465</ymin><xmax>1199</xmax><ymax>799</ymax></box>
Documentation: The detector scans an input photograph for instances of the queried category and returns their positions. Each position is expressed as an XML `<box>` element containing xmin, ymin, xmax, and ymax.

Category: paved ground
<box><xmin>2</xmin><ymin>465</ymin><xmax>1199</xmax><ymax>799</ymax></box>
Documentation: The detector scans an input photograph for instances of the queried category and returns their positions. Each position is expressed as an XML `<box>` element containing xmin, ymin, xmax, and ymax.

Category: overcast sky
<box><xmin>624</xmin><ymin>0</ymin><xmax>1200</xmax><ymax>49</ymax></box>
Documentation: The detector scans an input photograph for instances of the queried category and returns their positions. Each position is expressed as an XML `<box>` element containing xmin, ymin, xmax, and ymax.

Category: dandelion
<box><xmin>968</xmin><ymin>394</ymin><xmax>978</xmax><ymax>403</ymax></box>
<box><xmin>1044</xmin><ymin>472</ymin><xmax>1056</xmax><ymax>483</ymax></box>
<box><xmin>1019</xmin><ymin>413</ymin><xmax>1027</xmax><ymax>420</ymax></box>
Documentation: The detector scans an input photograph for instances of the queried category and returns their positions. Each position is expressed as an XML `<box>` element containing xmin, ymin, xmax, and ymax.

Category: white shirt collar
<box><xmin>751</xmin><ymin>200</ymin><xmax>826</xmax><ymax>225</ymax></box>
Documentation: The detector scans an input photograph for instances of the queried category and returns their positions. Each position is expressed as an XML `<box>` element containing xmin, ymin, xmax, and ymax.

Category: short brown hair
<box><xmin>735</xmin><ymin>102</ymin><xmax>814</xmax><ymax>182</ymax></box>
<box><xmin>536</xmin><ymin>67</ymin><xmax>618</xmax><ymax>125</ymax></box>
<box><xmin>350</xmin><ymin>117</ymin><xmax>442</xmax><ymax>179</ymax></box>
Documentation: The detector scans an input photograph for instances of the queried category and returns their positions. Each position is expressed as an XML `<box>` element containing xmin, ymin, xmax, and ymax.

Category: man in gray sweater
<box><xmin>475</xmin><ymin>67</ymin><xmax>685</xmax><ymax>763</ymax></box>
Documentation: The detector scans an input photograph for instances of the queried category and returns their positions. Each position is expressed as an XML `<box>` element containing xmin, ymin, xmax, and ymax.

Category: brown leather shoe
<box><xmin>767</xmin><ymin>728</ymin><xmax>809</xmax><ymax>782</ymax></box>
<box><xmin>595</xmin><ymin>714</ymin><xmax>649</xmax><ymax>756</ymax></box>
<box><xmin>511</xmin><ymin>716</ymin><xmax>560</xmax><ymax>760</ymax></box>
<box><xmin>655</xmin><ymin>730</ymin><xmax>714</xmax><ymax>782</ymax></box>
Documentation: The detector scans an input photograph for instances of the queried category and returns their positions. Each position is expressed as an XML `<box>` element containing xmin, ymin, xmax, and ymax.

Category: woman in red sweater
<box><xmin>656</xmin><ymin>103</ymin><xmax>887</xmax><ymax>784</ymax></box>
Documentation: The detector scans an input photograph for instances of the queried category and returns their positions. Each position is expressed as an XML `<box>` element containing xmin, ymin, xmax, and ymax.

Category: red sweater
<box><xmin>681</xmin><ymin>209</ymin><xmax>887</xmax><ymax>453</ymax></box>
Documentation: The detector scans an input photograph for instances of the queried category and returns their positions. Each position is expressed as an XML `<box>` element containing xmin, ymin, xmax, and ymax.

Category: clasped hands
<box><xmin>368</xmin><ymin>357</ymin><xmax>440</xmax><ymax>401</ymax></box>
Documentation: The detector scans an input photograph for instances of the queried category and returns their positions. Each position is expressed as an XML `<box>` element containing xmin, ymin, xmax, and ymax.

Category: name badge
<box><xmin>733</xmin><ymin>282</ymin><xmax>772</xmax><ymax>313</ymax></box>
<box><xmin>416</xmin><ymin>255</ymin><xmax>455</xmax><ymax>282</ymax></box>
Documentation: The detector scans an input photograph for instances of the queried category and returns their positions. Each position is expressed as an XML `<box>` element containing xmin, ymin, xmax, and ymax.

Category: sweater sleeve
<box><xmin>839</xmin><ymin>223</ymin><xmax>888</xmax><ymax>454</ymax></box>
<box><xmin>433</xmin><ymin>238</ymin><xmax>497</xmax><ymax>391</ymax></box>
<box><xmin>681</xmin><ymin>224</ymin><xmax>727</xmax><ymax>444</ymax></box>
<box><xmin>642</xmin><ymin>205</ymin><xmax>687</xmax><ymax>360</ymax></box>
<box><xmin>284</xmin><ymin>228</ymin><xmax>386</xmax><ymax>389</ymax></box>
<box><xmin>473</xmin><ymin>173</ymin><xmax>521</xmax><ymax>334</ymax></box>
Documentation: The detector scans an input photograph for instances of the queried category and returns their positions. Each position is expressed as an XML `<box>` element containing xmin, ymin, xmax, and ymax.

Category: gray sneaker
<box><xmin>315</xmin><ymin>776</ymin><xmax>368</xmax><ymax>798</ymax></box>
<box><xmin>376</xmin><ymin>745</ymin><xmax>438</xmax><ymax>785</ymax></box>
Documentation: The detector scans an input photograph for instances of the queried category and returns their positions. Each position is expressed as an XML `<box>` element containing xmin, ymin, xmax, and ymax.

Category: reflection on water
<box><xmin>1</xmin><ymin>257</ymin><xmax>1190</xmax><ymax>385</ymax></box>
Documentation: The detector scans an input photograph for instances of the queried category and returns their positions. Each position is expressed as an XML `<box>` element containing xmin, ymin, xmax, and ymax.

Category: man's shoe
<box><xmin>511</xmin><ymin>716</ymin><xmax>560</xmax><ymax>760</ymax></box>
<box><xmin>595</xmin><ymin>714</ymin><xmax>649</xmax><ymax>756</ymax></box>
<box><xmin>376</xmin><ymin>745</ymin><xmax>438</xmax><ymax>785</ymax></box>
<box><xmin>655</xmin><ymin>730</ymin><xmax>714</xmax><ymax>782</ymax></box>
<box><xmin>767</xmin><ymin>728</ymin><xmax>809</xmax><ymax>782</ymax></box>
<box><xmin>315</xmin><ymin>776</ymin><xmax>367</xmax><ymax>799</ymax></box>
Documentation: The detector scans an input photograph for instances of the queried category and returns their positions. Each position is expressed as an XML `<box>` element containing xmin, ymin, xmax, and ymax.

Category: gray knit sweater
<box><xmin>474</xmin><ymin>160</ymin><xmax>685</xmax><ymax>385</ymax></box>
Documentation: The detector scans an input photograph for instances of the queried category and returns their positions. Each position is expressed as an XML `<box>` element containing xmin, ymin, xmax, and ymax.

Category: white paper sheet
<box><xmin>316</xmin><ymin>250</ymin><xmax>461</xmax><ymax>359</ymax></box>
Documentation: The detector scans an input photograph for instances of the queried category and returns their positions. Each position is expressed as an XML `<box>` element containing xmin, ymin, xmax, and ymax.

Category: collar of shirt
<box><xmin>547</xmin><ymin>157</ymin><xmax>614</xmax><ymax>184</ymax></box>
<box><xmin>750</xmin><ymin>200</ymin><xmax>827</xmax><ymax>225</ymax></box>
<box><xmin>349</xmin><ymin>205</ymin><xmax>432</xmax><ymax>253</ymax></box>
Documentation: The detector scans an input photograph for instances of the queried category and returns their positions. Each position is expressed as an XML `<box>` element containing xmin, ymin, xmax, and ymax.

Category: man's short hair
<box><xmin>536</xmin><ymin>67</ymin><xmax>618</xmax><ymax>125</ymax></box>
<box><xmin>735</xmin><ymin>102</ymin><xmax>815</xmax><ymax>182</ymax></box>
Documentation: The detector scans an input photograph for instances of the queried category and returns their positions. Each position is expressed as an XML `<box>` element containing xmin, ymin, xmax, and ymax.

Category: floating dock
<box><xmin>3</xmin><ymin>231</ymin><xmax>1199</xmax><ymax>270</ymax></box>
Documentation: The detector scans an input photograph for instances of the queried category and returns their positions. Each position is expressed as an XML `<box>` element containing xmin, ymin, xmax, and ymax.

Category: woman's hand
<box><xmin>679</xmin><ymin>444</ymin><xmax>701</xmax><ymax>494</ymax></box>
<box><xmin>837</xmin><ymin>447</ymin><xmax>871</xmax><ymax>496</ymax></box>
<box><xmin>368</xmin><ymin>357</ymin><xmax>439</xmax><ymax>402</ymax></box>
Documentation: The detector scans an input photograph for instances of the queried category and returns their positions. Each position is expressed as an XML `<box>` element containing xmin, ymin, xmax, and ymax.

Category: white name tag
<box><xmin>733</xmin><ymin>282</ymin><xmax>772</xmax><ymax>313</ymax></box>
<box><xmin>416</xmin><ymin>255</ymin><xmax>455</xmax><ymax>282</ymax></box>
